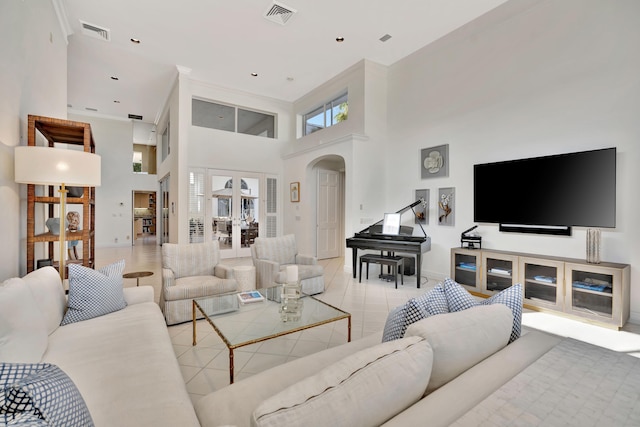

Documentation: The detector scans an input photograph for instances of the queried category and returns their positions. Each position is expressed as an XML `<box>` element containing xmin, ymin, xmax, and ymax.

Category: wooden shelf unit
<box><xmin>450</xmin><ymin>247</ymin><xmax>630</xmax><ymax>329</ymax></box>
<box><xmin>26</xmin><ymin>115</ymin><xmax>96</xmax><ymax>274</ymax></box>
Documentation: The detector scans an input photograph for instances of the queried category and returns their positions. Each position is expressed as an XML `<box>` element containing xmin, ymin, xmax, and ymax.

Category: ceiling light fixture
<box><xmin>130</xmin><ymin>38</ymin><xmax>141</xmax><ymax>44</ymax></box>
<box><xmin>251</xmin><ymin>72</ymin><xmax>258</xmax><ymax>77</ymax></box>
<box><xmin>336</xmin><ymin>37</ymin><xmax>345</xmax><ymax>42</ymax></box>
<box><xmin>113</xmin><ymin>100</ymin><xmax>120</xmax><ymax>103</ymax></box>
<box><xmin>110</xmin><ymin>76</ymin><xmax>119</xmax><ymax>80</ymax></box>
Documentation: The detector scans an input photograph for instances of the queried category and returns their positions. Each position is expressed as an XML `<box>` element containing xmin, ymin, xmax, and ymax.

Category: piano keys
<box><xmin>346</xmin><ymin>200</ymin><xmax>431</xmax><ymax>288</ymax></box>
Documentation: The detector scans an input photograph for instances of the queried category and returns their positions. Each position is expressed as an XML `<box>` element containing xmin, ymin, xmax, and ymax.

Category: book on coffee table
<box><xmin>237</xmin><ymin>290</ymin><xmax>265</xmax><ymax>304</ymax></box>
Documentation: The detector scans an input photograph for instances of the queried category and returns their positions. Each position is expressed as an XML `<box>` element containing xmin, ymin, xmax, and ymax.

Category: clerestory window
<box><xmin>303</xmin><ymin>92</ymin><xmax>348</xmax><ymax>136</ymax></box>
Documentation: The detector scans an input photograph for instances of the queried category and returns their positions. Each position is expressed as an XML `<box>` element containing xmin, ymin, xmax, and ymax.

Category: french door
<box><xmin>189</xmin><ymin>168</ymin><xmax>278</xmax><ymax>258</ymax></box>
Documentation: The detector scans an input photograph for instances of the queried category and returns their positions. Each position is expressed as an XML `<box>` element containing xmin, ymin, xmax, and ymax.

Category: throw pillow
<box><xmin>0</xmin><ymin>278</ymin><xmax>48</xmax><ymax>363</ymax></box>
<box><xmin>442</xmin><ymin>277</ymin><xmax>523</xmax><ymax>343</ymax></box>
<box><xmin>251</xmin><ymin>336</ymin><xmax>433</xmax><ymax>427</ymax></box>
<box><xmin>0</xmin><ymin>363</ymin><xmax>94</xmax><ymax>426</ymax></box>
<box><xmin>22</xmin><ymin>266</ymin><xmax>67</xmax><ymax>335</ymax></box>
<box><xmin>381</xmin><ymin>284</ymin><xmax>449</xmax><ymax>342</ymax></box>
<box><xmin>61</xmin><ymin>260</ymin><xmax>127</xmax><ymax>325</ymax></box>
<box><xmin>405</xmin><ymin>304</ymin><xmax>513</xmax><ymax>394</ymax></box>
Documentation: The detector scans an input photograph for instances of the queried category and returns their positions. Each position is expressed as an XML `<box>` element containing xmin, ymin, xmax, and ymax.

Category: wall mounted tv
<box><xmin>474</xmin><ymin>147</ymin><xmax>616</xmax><ymax>235</ymax></box>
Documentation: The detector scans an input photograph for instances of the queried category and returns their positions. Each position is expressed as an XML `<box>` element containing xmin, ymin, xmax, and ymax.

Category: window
<box><xmin>192</xmin><ymin>98</ymin><xmax>276</xmax><ymax>138</ymax></box>
<box><xmin>132</xmin><ymin>144</ymin><xmax>156</xmax><ymax>174</ymax></box>
<box><xmin>303</xmin><ymin>92</ymin><xmax>348</xmax><ymax>136</ymax></box>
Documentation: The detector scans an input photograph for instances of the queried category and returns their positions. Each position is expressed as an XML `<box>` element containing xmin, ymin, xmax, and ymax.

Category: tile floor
<box><xmin>97</xmin><ymin>238</ymin><xmax>640</xmax><ymax>404</ymax></box>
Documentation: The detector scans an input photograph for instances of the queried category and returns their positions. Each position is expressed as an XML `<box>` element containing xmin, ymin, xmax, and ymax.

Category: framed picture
<box><xmin>290</xmin><ymin>182</ymin><xmax>300</xmax><ymax>202</ymax></box>
<box><xmin>438</xmin><ymin>187</ymin><xmax>455</xmax><ymax>226</ymax></box>
<box><xmin>421</xmin><ymin>144</ymin><xmax>449</xmax><ymax>179</ymax></box>
<box><xmin>414</xmin><ymin>189</ymin><xmax>429</xmax><ymax>225</ymax></box>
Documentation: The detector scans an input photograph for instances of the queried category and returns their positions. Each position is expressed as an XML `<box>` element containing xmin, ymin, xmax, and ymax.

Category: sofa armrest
<box><xmin>254</xmin><ymin>259</ymin><xmax>280</xmax><ymax>288</ymax></box>
<box><xmin>214</xmin><ymin>264</ymin><xmax>234</xmax><ymax>279</ymax></box>
<box><xmin>295</xmin><ymin>254</ymin><xmax>317</xmax><ymax>265</ymax></box>
<box><xmin>162</xmin><ymin>268</ymin><xmax>176</xmax><ymax>288</ymax></box>
<box><xmin>123</xmin><ymin>286</ymin><xmax>154</xmax><ymax>305</ymax></box>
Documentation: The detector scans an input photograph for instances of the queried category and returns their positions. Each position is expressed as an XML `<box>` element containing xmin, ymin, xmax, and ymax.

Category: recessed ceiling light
<box><xmin>110</xmin><ymin>76</ymin><xmax>119</xmax><ymax>80</ymax></box>
<box><xmin>113</xmin><ymin>100</ymin><xmax>120</xmax><ymax>103</ymax></box>
<box><xmin>251</xmin><ymin>72</ymin><xmax>258</xmax><ymax>77</ymax></box>
<box><xmin>130</xmin><ymin>38</ymin><xmax>141</xmax><ymax>44</ymax></box>
<box><xmin>336</xmin><ymin>37</ymin><xmax>345</xmax><ymax>42</ymax></box>
<box><xmin>286</xmin><ymin>77</ymin><xmax>294</xmax><ymax>81</ymax></box>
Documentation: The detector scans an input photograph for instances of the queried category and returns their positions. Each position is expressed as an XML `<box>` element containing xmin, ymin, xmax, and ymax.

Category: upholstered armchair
<box><xmin>160</xmin><ymin>240</ymin><xmax>237</xmax><ymax>325</ymax></box>
<box><xmin>250</xmin><ymin>234</ymin><xmax>325</xmax><ymax>295</ymax></box>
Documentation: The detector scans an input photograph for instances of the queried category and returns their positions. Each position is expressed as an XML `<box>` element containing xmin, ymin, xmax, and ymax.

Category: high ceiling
<box><xmin>63</xmin><ymin>0</ymin><xmax>509</xmax><ymax>126</ymax></box>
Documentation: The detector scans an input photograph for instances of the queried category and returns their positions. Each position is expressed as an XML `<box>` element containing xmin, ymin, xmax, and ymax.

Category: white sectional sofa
<box><xmin>0</xmin><ymin>266</ymin><xmax>200</xmax><ymax>427</ymax></box>
<box><xmin>4</xmin><ymin>267</ymin><xmax>639</xmax><ymax>426</ymax></box>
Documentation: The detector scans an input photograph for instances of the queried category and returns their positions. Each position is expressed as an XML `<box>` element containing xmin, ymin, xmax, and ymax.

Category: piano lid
<box><xmin>355</xmin><ymin>200</ymin><xmax>427</xmax><ymax>238</ymax></box>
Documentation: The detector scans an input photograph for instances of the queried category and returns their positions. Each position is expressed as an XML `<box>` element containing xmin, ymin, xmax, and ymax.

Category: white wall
<box><xmin>0</xmin><ymin>0</ymin><xmax>68</xmax><ymax>278</ymax></box>
<box><xmin>386</xmin><ymin>0</ymin><xmax>640</xmax><ymax>318</ymax></box>
<box><xmin>68</xmin><ymin>114</ymin><xmax>140</xmax><ymax>248</ymax></box>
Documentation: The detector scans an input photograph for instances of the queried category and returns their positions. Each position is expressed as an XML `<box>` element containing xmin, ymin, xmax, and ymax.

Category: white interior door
<box><xmin>317</xmin><ymin>169</ymin><xmax>341</xmax><ymax>259</ymax></box>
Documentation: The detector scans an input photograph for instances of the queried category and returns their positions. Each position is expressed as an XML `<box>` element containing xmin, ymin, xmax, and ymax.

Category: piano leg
<box><xmin>416</xmin><ymin>253</ymin><xmax>422</xmax><ymax>288</ymax></box>
<box><xmin>351</xmin><ymin>248</ymin><xmax>358</xmax><ymax>278</ymax></box>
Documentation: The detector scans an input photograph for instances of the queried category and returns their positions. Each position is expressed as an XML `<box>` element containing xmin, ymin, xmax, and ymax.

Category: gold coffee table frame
<box><xmin>192</xmin><ymin>289</ymin><xmax>351</xmax><ymax>384</ymax></box>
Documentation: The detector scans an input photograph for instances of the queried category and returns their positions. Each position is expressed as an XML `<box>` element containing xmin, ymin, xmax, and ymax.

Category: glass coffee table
<box><xmin>192</xmin><ymin>287</ymin><xmax>351</xmax><ymax>384</ymax></box>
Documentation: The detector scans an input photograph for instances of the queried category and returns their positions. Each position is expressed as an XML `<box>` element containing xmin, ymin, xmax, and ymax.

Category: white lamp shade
<box><xmin>15</xmin><ymin>146</ymin><xmax>101</xmax><ymax>187</ymax></box>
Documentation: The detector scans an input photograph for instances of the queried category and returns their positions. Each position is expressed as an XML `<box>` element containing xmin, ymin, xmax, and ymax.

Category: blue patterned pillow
<box><xmin>382</xmin><ymin>284</ymin><xmax>450</xmax><ymax>342</ymax></box>
<box><xmin>381</xmin><ymin>305</ymin><xmax>407</xmax><ymax>342</ymax></box>
<box><xmin>0</xmin><ymin>363</ymin><xmax>94</xmax><ymax>426</ymax></box>
<box><xmin>443</xmin><ymin>277</ymin><xmax>523</xmax><ymax>343</ymax></box>
<box><xmin>61</xmin><ymin>260</ymin><xmax>127</xmax><ymax>325</ymax></box>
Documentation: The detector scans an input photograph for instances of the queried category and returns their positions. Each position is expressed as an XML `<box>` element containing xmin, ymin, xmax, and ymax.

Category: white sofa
<box><xmin>0</xmin><ymin>266</ymin><xmax>200</xmax><ymax>427</ymax></box>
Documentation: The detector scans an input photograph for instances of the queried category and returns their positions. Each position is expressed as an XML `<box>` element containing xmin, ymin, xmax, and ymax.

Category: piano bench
<box><xmin>359</xmin><ymin>255</ymin><xmax>404</xmax><ymax>288</ymax></box>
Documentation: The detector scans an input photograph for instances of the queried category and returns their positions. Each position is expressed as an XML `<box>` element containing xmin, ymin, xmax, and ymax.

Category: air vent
<box><xmin>128</xmin><ymin>114</ymin><xmax>143</xmax><ymax>120</ymax></box>
<box><xmin>264</xmin><ymin>1</ymin><xmax>297</xmax><ymax>25</ymax></box>
<box><xmin>80</xmin><ymin>20</ymin><xmax>110</xmax><ymax>41</ymax></box>
<box><xmin>379</xmin><ymin>34</ymin><xmax>392</xmax><ymax>42</ymax></box>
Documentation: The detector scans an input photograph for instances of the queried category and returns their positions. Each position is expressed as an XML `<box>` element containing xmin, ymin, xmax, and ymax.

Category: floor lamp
<box><xmin>15</xmin><ymin>146</ymin><xmax>101</xmax><ymax>281</ymax></box>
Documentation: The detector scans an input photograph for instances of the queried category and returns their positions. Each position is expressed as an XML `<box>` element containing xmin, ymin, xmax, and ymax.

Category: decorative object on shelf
<box><xmin>586</xmin><ymin>228</ymin><xmax>601</xmax><ymax>264</ymax></box>
<box><xmin>438</xmin><ymin>187</ymin><xmax>455</xmax><ymax>226</ymax></box>
<box><xmin>280</xmin><ymin>265</ymin><xmax>303</xmax><ymax>322</ymax></box>
<box><xmin>421</xmin><ymin>144</ymin><xmax>449</xmax><ymax>179</ymax></box>
<box><xmin>290</xmin><ymin>182</ymin><xmax>300</xmax><ymax>203</ymax></box>
<box><xmin>15</xmin><ymin>146</ymin><xmax>101</xmax><ymax>281</ymax></box>
<box><xmin>414</xmin><ymin>189</ymin><xmax>429</xmax><ymax>225</ymax></box>
<box><xmin>67</xmin><ymin>186</ymin><xmax>84</xmax><ymax>198</ymax></box>
<box><xmin>461</xmin><ymin>225</ymin><xmax>482</xmax><ymax>249</ymax></box>
<box><xmin>67</xmin><ymin>211</ymin><xmax>80</xmax><ymax>232</ymax></box>
<box><xmin>45</xmin><ymin>217</ymin><xmax>67</xmax><ymax>235</ymax></box>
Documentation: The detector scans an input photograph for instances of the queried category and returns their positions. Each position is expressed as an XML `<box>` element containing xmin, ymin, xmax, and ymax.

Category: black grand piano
<box><xmin>346</xmin><ymin>200</ymin><xmax>431</xmax><ymax>288</ymax></box>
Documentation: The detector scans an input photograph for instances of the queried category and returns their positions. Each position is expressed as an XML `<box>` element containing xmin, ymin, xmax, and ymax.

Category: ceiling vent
<box><xmin>80</xmin><ymin>20</ymin><xmax>110</xmax><ymax>41</ymax></box>
<box><xmin>128</xmin><ymin>114</ymin><xmax>143</xmax><ymax>120</ymax></box>
<box><xmin>264</xmin><ymin>1</ymin><xmax>297</xmax><ymax>25</ymax></box>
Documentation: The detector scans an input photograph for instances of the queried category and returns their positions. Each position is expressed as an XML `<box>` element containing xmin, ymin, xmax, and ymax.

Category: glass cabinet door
<box><xmin>564</xmin><ymin>263</ymin><xmax>618</xmax><ymax>322</ymax></box>
<box><xmin>482</xmin><ymin>252</ymin><xmax>519</xmax><ymax>295</ymax></box>
<box><xmin>451</xmin><ymin>249</ymin><xmax>481</xmax><ymax>292</ymax></box>
<box><xmin>519</xmin><ymin>257</ymin><xmax>564</xmax><ymax>311</ymax></box>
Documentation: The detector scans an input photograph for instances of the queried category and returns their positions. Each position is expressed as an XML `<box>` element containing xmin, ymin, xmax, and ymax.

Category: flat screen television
<box><xmin>474</xmin><ymin>147</ymin><xmax>616</xmax><ymax>234</ymax></box>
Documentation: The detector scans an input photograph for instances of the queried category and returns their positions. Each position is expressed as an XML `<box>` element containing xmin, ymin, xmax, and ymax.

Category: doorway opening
<box><xmin>132</xmin><ymin>190</ymin><xmax>157</xmax><ymax>245</ymax></box>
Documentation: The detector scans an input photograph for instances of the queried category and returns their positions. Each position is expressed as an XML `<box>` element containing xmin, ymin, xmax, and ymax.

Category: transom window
<box><xmin>303</xmin><ymin>92</ymin><xmax>348</xmax><ymax>136</ymax></box>
<box><xmin>192</xmin><ymin>99</ymin><xmax>276</xmax><ymax>138</ymax></box>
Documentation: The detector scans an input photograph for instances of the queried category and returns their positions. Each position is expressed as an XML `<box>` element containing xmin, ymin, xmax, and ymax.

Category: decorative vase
<box><xmin>280</xmin><ymin>280</ymin><xmax>303</xmax><ymax>322</ymax></box>
<box><xmin>45</xmin><ymin>218</ymin><xmax>68</xmax><ymax>235</ymax></box>
<box><xmin>586</xmin><ymin>228</ymin><xmax>601</xmax><ymax>264</ymax></box>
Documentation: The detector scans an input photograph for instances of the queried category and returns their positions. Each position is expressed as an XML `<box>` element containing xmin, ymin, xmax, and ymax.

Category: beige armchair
<box><xmin>251</xmin><ymin>234</ymin><xmax>325</xmax><ymax>295</ymax></box>
<box><xmin>160</xmin><ymin>240</ymin><xmax>237</xmax><ymax>325</ymax></box>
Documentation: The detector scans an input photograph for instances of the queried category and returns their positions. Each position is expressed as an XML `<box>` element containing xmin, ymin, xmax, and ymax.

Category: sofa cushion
<box><xmin>61</xmin><ymin>260</ymin><xmax>127</xmax><ymax>325</ymax></box>
<box><xmin>251</xmin><ymin>336</ymin><xmax>433</xmax><ymax>427</ymax></box>
<box><xmin>443</xmin><ymin>278</ymin><xmax>523</xmax><ymax>343</ymax></box>
<box><xmin>0</xmin><ymin>278</ymin><xmax>48</xmax><ymax>363</ymax></box>
<box><xmin>405</xmin><ymin>304</ymin><xmax>513</xmax><ymax>394</ymax></box>
<box><xmin>164</xmin><ymin>276</ymin><xmax>237</xmax><ymax>301</ymax></box>
<box><xmin>382</xmin><ymin>284</ymin><xmax>449</xmax><ymax>342</ymax></box>
<box><xmin>0</xmin><ymin>363</ymin><xmax>93</xmax><ymax>426</ymax></box>
<box><xmin>21</xmin><ymin>266</ymin><xmax>66</xmax><ymax>336</ymax></box>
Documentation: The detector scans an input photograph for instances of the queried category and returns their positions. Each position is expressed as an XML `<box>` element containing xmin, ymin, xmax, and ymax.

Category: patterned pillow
<box><xmin>0</xmin><ymin>363</ymin><xmax>94</xmax><ymax>426</ymax></box>
<box><xmin>442</xmin><ymin>277</ymin><xmax>523</xmax><ymax>343</ymax></box>
<box><xmin>61</xmin><ymin>260</ymin><xmax>127</xmax><ymax>325</ymax></box>
<box><xmin>382</xmin><ymin>284</ymin><xmax>449</xmax><ymax>342</ymax></box>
